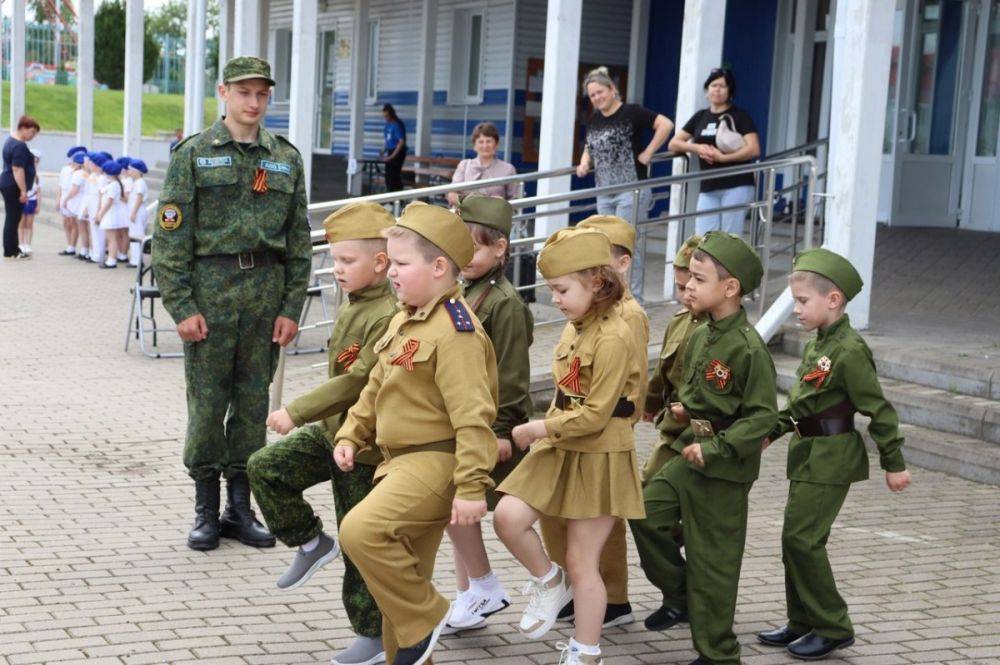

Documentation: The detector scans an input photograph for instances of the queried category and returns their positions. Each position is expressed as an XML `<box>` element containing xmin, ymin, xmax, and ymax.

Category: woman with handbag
<box><xmin>669</xmin><ymin>68</ymin><xmax>761</xmax><ymax>235</ymax></box>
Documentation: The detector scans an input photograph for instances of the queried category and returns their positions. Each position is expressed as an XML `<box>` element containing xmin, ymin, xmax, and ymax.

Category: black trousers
<box><xmin>384</xmin><ymin>148</ymin><xmax>407</xmax><ymax>192</ymax></box>
<box><xmin>2</xmin><ymin>185</ymin><xmax>23</xmax><ymax>257</ymax></box>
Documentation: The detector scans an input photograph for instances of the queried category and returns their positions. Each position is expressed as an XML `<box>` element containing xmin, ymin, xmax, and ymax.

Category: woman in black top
<box><xmin>1</xmin><ymin>116</ymin><xmax>40</xmax><ymax>258</ymax></box>
<box><xmin>669</xmin><ymin>69</ymin><xmax>761</xmax><ymax>236</ymax></box>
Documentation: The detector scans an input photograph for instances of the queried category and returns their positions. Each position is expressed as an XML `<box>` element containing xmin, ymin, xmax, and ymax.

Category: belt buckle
<box><xmin>238</xmin><ymin>252</ymin><xmax>255</xmax><ymax>270</ymax></box>
<box><xmin>791</xmin><ymin>417</ymin><xmax>802</xmax><ymax>437</ymax></box>
<box><xmin>691</xmin><ymin>419</ymin><xmax>714</xmax><ymax>437</ymax></box>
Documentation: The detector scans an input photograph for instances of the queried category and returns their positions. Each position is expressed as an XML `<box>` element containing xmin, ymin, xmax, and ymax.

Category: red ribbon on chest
<box><xmin>802</xmin><ymin>356</ymin><xmax>832</xmax><ymax>388</ymax></box>
<box><xmin>705</xmin><ymin>359</ymin><xmax>731</xmax><ymax>390</ymax></box>
<box><xmin>336</xmin><ymin>342</ymin><xmax>361</xmax><ymax>370</ymax></box>
<box><xmin>391</xmin><ymin>339</ymin><xmax>420</xmax><ymax>371</ymax></box>
<box><xmin>557</xmin><ymin>356</ymin><xmax>582</xmax><ymax>394</ymax></box>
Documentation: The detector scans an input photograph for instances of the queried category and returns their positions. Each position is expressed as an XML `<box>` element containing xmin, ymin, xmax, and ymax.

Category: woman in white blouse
<box><xmin>446</xmin><ymin>122</ymin><xmax>519</xmax><ymax>206</ymax></box>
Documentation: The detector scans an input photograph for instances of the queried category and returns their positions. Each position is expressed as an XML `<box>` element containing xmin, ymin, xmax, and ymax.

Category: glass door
<box><xmin>315</xmin><ymin>30</ymin><xmax>337</xmax><ymax>152</ymax></box>
<box><xmin>962</xmin><ymin>0</ymin><xmax>1000</xmax><ymax>231</ymax></box>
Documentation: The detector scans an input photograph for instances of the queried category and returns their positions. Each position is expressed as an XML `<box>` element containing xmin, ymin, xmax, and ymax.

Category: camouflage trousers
<box><xmin>247</xmin><ymin>424</ymin><xmax>381</xmax><ymax>637</ymax></box>
<box><xmin>182</xmin><ymin>259</ymin><xmax>283</xmax><ymax>482</ymax></box>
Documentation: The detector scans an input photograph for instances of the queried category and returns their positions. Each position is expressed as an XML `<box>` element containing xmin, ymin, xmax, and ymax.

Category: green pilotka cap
<box><xmin>458</xmin><ymin>194</ymin><xmax>513</xmax><ymax>235</ymax></box>
<box><xmin>223</xmin><ymin>56</ymin><xmax>276</xmax><ymax>86</ymax></box>
<box><xmin>674</xmin><ymin>234</ymin><xmax>703</xmax><ymax>269</ymax></box>
<box><xmin>696</xmin><ymin>231</ymin><xmax>763</xmax><ymax>293</ymax></box>
<box><xmin>792</xmin><ymin>248</ymin><xmax>864</xmax><ymax>301</ymax></box>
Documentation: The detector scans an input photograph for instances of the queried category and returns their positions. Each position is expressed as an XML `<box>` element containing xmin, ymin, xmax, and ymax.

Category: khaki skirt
<box><xmin>497</xmin><ymin>441</ymin><xmax>645</xmax><ymax>520</ymax></box>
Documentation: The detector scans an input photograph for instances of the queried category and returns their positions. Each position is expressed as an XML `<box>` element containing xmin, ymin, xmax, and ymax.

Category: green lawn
<box><xmin>4</xmin><ymin>81</ymin><xmax>217</xmax><ymax>136</ymax></box>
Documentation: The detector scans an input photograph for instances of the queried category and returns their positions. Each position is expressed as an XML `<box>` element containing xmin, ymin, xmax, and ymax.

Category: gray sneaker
<box><xmin>331</xmin><ymin>635</ymin><xmax>386</xmax><ymax>665</ymax></box>
<box><xmin>276</xmin><ymin>532</ymin><xmax>340</xmax><ymax>591</ymax></box>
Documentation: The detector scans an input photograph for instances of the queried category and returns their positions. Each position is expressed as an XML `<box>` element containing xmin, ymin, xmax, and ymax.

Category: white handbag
<box><xmin>715</xmin><ymin>113</ymin><xmax>746</xmax><ymax>154</ymax></box>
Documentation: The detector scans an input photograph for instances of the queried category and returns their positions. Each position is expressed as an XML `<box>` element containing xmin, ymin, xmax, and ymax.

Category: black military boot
<box><xmin>220</xmin><ymin>472</ymin><xmax>276</xmax><ymax>547</ymax></box>
<box><xmin>187</xmin><ymin>477</ymin><xmax>221</xmax><ymax>551</ymax></box>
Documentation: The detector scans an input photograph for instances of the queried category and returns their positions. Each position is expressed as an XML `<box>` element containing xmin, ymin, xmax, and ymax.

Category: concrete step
<box><xmin>773</xmin><ymin>352</ymin><xmax>1000</xmax><ymax>447</ymax></box>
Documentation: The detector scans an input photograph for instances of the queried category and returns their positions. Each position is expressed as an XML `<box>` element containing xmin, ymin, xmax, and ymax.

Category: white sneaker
<box><xmin>555</xmin><ymin>642</ymin><xmax>603</xmax><ymax>664</ymax></box>
<box><xmin>447</xmin><ymin>585</ymin><xmax>510</xmax><ymax>629</ymax></box>
<box><xmin>518</xmin><ymin>566</ymin><xmax>573</xmax><ymax>639</ymax></box>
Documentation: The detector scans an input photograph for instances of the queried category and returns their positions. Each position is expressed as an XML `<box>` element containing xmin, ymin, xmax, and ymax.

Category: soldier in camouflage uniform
<box><xmin>247</xmin><ymin>202</ymin><xmax>397</xmax><ymax>665</ymax></box>
<box><xmin>152</xmin><ymin>56</ymin><xmax>312</xmax><ymax>552</ymax></box>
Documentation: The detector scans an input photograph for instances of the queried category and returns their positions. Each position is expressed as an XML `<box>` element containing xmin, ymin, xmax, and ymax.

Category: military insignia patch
<box><xmin>557</xmin><ymin>357</ymin><xmax>583</xmax><ymax>394</ymax></box>
<box><xmin>705</xmin><ymin>359</ymin><xmax>731</xmax><ymax>390</ymax></box>
<box><xmin>390</xmin><ymin>339</ymin><xmax>420</xmax><ymax>371</ymax></box>
<box><xmin>158</xmin><ymin>204</ymin><xmax>182</xmax><ymax>231</ymax></box>
<box><xmin>444</xmin><ymin>298</ymin><xmax>475</xmax><ymax>332</ymax></box>
<box><xmin>803</xmin><ymin>355</ymin><xmax>832</xmax><ymax>388</ymax></box>
<box><xmin>336</xmin><ymin>342</ymin><xmax>361</xmax><ymax>370</ymax></box>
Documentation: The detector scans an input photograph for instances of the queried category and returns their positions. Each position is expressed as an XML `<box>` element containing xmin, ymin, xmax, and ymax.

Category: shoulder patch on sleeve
<box><xmin>158</xmin><ymin>204</ymin><xmax>183</xmax><ymax>231</ymax></box>
<box><xmin>444</xmin><ymin>298</ymin><xmax>476</xmax><ymax>332</ymax></box>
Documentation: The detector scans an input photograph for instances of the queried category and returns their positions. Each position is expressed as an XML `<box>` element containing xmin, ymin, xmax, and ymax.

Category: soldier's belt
<box><xmin>555</xmin><ymin>390</ymin><xmax>635</xmax><ymax>418</ymax></box>
<box><xmin>792</xmin><ymin>400</ymin><xmax>856</xmax><ymax>438</ymax></box>
<box><xmin>689</xmin><ymin>414</ymin><xmax>737</xmax><ymax>437</ymax></box>
<box><xmin>196</xmin><ymin>249</ymin><xmax>283</xmax><ymax>270</ymax></box>
<box><xmin>378</xmin><ymin>439</ymin><xmax>456</xmax><ymax>461</ymax></box>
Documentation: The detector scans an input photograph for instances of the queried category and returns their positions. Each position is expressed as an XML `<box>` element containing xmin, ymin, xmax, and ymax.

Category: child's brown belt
<box><xmin>555</xmin><ymin>390</ymin><xmax>635</xmax><ymax>418</ymax></box>
<box><xmin>793</xmin><ymin>401</ymin><xmax>856</xmax><ymax>437</ymax></box>
<box><xmin>378</xmin><ymin>439</ymin><xmax>457</xmax><ymax>460</ymax></box>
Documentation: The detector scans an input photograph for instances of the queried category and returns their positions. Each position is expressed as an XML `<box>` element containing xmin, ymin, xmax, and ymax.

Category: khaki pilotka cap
<box><xmin>223</xmin><ymin>56</ymin><xmax>276</xmax><ymax>86</ymax></box>
<box><xmin>458</xmin><ymin>194</ymin><xmax>513</xmax><ymax>235</ymax></box>
<box><xmin>673</xmin><ymin>234</ymin><xmax>703</xmax><ymax>269</ymax></box>
<box><xmin>792</xmin><ymin>247</ymin><xmax>864</xmax><ymax>301</ymax></box>
<box><xmin>576</xmin><ymin>215</ymin><xmax>636</xmax><ymax>255</ymax></box>
<box><xmin>322</xmin><ymin>202</ymin><xmax>396</xmax><ymax>243</ymax></box>
<box><xmin>537</xmin><ymin>227</ymin><xmax>612</xmax><ymax>279</ymax></box>
<box><xmin>396</xmin><ymin>202</ymin><xmax>475</xmax><ymax>268</ymax></box>
<box><xmin>696</xmin><ymin>231</ymin><xmax>764</xmax><ymax>293</ymax></box>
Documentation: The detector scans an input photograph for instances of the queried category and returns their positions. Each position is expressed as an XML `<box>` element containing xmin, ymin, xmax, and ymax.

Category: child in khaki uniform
<box><xmin>334</xmin><ymin>202</ymin><xmax>499</xmax><ymax>665</ymax></box>
<box><xmin>495</xmin><ymin>227</ymin><xmax>645</xmax><ymax>665</ymax></box>
<box><xmin>757</xmin><ymin>248</ymin><xmax>911</xmax><ymax>661</ymax></box>
<box><xmin>540</xmin><ymin>214</ymin><xmax>648</xmax><ymax>629</ymax></box>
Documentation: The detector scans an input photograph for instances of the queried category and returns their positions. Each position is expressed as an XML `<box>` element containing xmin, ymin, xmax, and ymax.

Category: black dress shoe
<box><xmin>758</xmin><ymin>624</ymin><xmax>805</xmax><ymax>647</ymax></box>
<box><xmin>643</xmin><ymin>605</ymin><xmax>688</xmax><ymax>631</ymax></box>
<box><xmin>787</xmin><ymin>632</ymin><xmax>855</xmax><ymax>660</ymax></box>
<box><xmin>220</xmin><ymin>472</ymin><xmax>276</xmax><ymax>547</ymax></box>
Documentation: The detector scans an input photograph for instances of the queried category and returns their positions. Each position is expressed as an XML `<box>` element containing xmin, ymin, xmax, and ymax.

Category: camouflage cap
<box><xmin>223</xmin><ymin>56</ymin><xmax>276</xmax><ymax>86</ymax></box>
<box><xmin>576</xmin><ymin>214</ymin><xmax>636</xmax><ymax>254</ymax></box>
<box><xmin>537</xmin><ymin>227</ymin><xmax>612</xmax><ymax>279</ymax></box>
<box><xmin>458</xmin><ymin>194</ymin><xmax>513</xmax><ymax>235</ymax></box>
<box><xmin>792</xmin><ymin>247</ymin><xmax>863</xmax><ymax>301</ymax></box>
<box><xmin>323</xmin><ymin>202</ymin><xmax>396</xmax><ymax>244</ymax></box>
<box><xmin>696</xmin><ymin>231</ymin><xmax>763</xmax><ymax>293</ymax></box>
<box><xmin>674</xmin><ymin>234</ymin><xmax>703</xmax><ymax>269</ymax></box>
<box><xmin>396</xmin><ymin>202</ymin><xmax>474</xmax><ymax>268</ymax></box>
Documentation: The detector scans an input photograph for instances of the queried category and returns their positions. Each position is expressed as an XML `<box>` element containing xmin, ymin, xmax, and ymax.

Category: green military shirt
<box><xmin>152</xmin><ymin>119</ymin><xmax>313</xmax><ymax>323</ymax></box>
<box><xmin>464</xmin><ymin>267</ymin><xmax>534</xmax><ymax>440</ymax></box>
<box><xmin>674</xmin><ymin>307</ymin><xmax>778</xmax><ymax>483</ymax></box>
<box><xmin>646</xmin><ymin>307</ymin><xmax>707</xmax><ymax>434</ymax></box>
<box><xmin>773</xmin><ymin>314</ymin><xmax>906</xmax><ymax>484</ymax></box>
<box><xmin>285</xmin><ymin>280</ymin><xmax>397</xmax><ymax>467</ymax></box>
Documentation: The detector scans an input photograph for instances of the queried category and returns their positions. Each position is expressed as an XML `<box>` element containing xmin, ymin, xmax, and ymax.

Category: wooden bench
<box><xmin>364</xmin><ymin>155</ymin><xmax>462</xmax><ymax>194</ymax></box>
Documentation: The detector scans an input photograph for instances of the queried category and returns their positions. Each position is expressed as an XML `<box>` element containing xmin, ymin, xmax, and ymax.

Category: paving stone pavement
<box><xmin>1</xmin><ymin>223</ymin><xmax>999</xmax><ymax>665</ymax></box>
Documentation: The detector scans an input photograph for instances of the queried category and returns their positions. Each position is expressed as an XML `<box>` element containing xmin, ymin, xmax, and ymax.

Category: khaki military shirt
<box><xmin>646</xmin><ymin>308</ymin><xmax>706</xmax><ymax>433</ymax></box>
<box><xmin>618</xmin><ymin>292</ymin><xmax>650</xmax><ymax>423</ymax></box>
<box><xmin>674</xmin><ymin>307</ymin><xmax>778</xmax><ymax>483</ymax></box>
<box><xmin>773</xmin><ymin>314</ymin><xmax>906</xmax><ymax>484</ymax></box>
<box><xmin>152</xmin><ymin>119</ymin><xmax>313</xmax><ymax>323</ymax></box>
<box><xmin>464</xmin><ymin>267</ymin><xmax>534</xmax><ymax>441</ymax></box>
<box><xmin>285</xmin><ymin>280</ymin><xmax>397</xmax><ymax>466</ymax></box>
<box><xmin>335</xmin><ymin>285</ymin><xmax>499</xmax><ymax>500</ymax></box>
<box><xmin>542</xmin><ymin>307</ymin><xmax>640</xmax><ymax>453</ymax></box>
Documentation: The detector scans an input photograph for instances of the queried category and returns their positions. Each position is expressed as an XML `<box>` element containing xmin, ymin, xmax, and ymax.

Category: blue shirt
<box><xmin>384</xmin><ymin>121</ymin><xmax>405</xmax><ymax>151</ymax></box>
<box><xmin>0</xmin><ymin>137</ymin><xmax>35</xmax><ymax>191</ymax></box>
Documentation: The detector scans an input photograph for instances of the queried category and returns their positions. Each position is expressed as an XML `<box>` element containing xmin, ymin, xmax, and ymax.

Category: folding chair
<box><xmin>124</xmin><ymin>236</ymin><xmax>183</xmax><ymax>358</ymax></box>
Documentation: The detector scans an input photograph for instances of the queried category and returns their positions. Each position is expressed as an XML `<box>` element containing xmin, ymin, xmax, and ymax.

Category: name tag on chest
<box><xmin>259</xmin><ymin>159</ymin><xmax>292</xmax><ymax>175</ymax></box>
<box><xmin>196</xmin><ymin>156</ymin><xmax>233</xmax><ymax>168</ymax></box>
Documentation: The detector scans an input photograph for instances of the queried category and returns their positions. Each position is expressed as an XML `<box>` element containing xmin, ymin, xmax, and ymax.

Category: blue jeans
<box><xmin>695</xmin><ymin>185</ymin><xmax>754</xmax><ymax>236</ymax></box>
<box><xmin>596</xmin><ymin>189</ymin><xmax>652</xmax><ymax>298</ymax></box>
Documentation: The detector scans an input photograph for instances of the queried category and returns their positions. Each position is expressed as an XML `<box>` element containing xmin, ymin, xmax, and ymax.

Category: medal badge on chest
<box><xmin>705</xmin><ymin>359</ymin><xmax>731</xmax><ymax>390</ymax></box>
<box><xmin>802</xmin><ymin>355</ymin><xmax>832</xmax><ymax>388</ymax></box>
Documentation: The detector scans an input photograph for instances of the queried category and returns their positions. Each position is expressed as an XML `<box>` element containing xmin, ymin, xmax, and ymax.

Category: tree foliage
<box><xmin>93</xmin><ymin>0</ymin><xmax>161</xmax><ymax>89</ymax></box>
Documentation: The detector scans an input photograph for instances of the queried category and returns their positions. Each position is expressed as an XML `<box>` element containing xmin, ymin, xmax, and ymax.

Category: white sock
<box><xmin>66</xmin><ymin>245</ymin><xmax>75</xmax><ymax>252</ymax></box>
<box><xmin>470</xmin><ymin>571</ymin><xmax>502</xmax><ymax>595</ymax></box>
<box><xmin>535</xmin><ymin>563</ymin><xmax>559</xmax><ymax>585</ymax></box>
<box><xmin>117</xmin><ymin>253</ymin><xmax>128</xmax><ymax>261</ymax></box>
<box><xmin>105</xmin><ymin>259</ymin><xmax>117</xmax><ymax>267</ymax></box>
<box><xmin>569</xmin><ymin>638</ymin><xmax>600</xmax><ymax>656</ymax></box>
<box><xmin>301</xmin><ymin>535</ymin><xmax>320</xmax><ymax>552</ymax></box>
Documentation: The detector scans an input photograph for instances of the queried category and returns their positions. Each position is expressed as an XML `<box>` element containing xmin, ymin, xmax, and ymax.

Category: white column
<box><xmin>234</xmin><ymin>0</ymin><xmax>262</xmax><ymax>58</ymax></box>
<box><xmin>122</xmin><ymin>0</ymin><xmax>144</xmax><ymax>157</ymax></box>
<box><xmin>9</xmin><ymin>0</ymin><xmax>26</xmax><ymax>129</ymax></box>
<box><xmin>534</xmin><ymin>0</ymin><xmax>582</xmax><ymax>238</ymax></box>
<box><xmin>183</xmin><ymin>0</ymin><xmax>208</xmax><ymax>136</ymax></box>
<box><xmin>415</xmin><ymin>0</ymin><xmax>438</xmax><ymax>157</ymax></box>
<box><xmin>347</xmin><ymin>0</ymin><xmax>370</xmax><ymax>196</ymax></box>
<box><xmin>218</xmin><ymin>0</ymin><xmax>235</xmax><ymax>116</ymax></box>
<box><xmin>76</xmin><ymin>0</ymin><xmax>95</xmax><ymax>147</ymax></box>
<box><xmin>824</xmin><ymin>0</ymin><xmax>894</xmax><ymax>328</ymax></box>
<box><xmin>627</xmin><ymin>0</ymin><xmax>649</xmax><ymax>103</ymax></box>
<box><xmin>664</xmin><ymin>0</ymin><xmax>726</xmax><ymax>298</ymax></box>
<box><xmin>289</xmin><ymin>0</ymin><xmax>318</xmax><ymax>191</ymax></box>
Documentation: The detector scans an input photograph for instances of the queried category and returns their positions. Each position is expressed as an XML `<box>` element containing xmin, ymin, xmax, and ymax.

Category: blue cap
<box><xmin>102</xmin><ymin>160</ymin><xmax>123</xmax><ymax>176</ymax></box>
<box><xmin>72</xmin><ymin>152</ymin><xmax>86</xmax><ymax>165</ymax></box>
<box><xmin>98</xmin><ymin>151</ymin><xmax>113</xmax><ymax>161</ymax></box>
<box><xmin>87</xmin><ymin>151</ymin><xmax>106</xmax><ymax>165</ymax></box>
<box><xmin>116</xmin><ymin>156</ymin><xmax>132</xmax><ymax>168</ymax></box>
<box><xmin>129</xmin><ymin>159</ymin><xmax>148</xmax><ymax>174</ymax></box>
<box><xmin>67</xmin><ymin>145</ymin><xmax>87</xmax><ymax>158</ymax></box>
